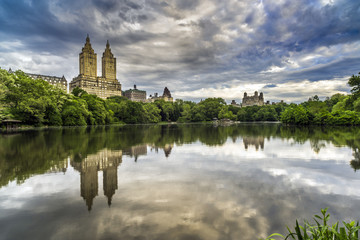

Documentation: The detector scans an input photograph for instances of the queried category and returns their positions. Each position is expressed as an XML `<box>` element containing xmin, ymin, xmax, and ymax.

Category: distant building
<box><xmin>69</xmin><ymin>35</ymin><xmax>122</xmax><ymax>99</ymax></box>
<box><xmin>26</xmin><ymin>73</ymin><xmax>68</xmax><ymax>92</ymax></box>
<box><xmin>242</xmin><ymin>91</ymin><xmax>264</xmax><ymax>107</ymax></box>
<box><xmin>8</xmin><ymin>68</ymin><xmax>67</xmax><ymax>92</ymax></box>
<box><xmin>231</xmin><ymin>100</ymin><xmax>241</xmax><ymax>107</ymax></box>
<box><xmin>123</xmin><ymin>85</ymin><xmax>146</xmax><ymax>102</ymax></box>
<box><xmin>271</xmin><ymin>100</ymin><xmax>285</xmax><ymax>105</ymax></box>
<box><xmin>148</xmin><ymin>87</ymin><xmax>173</xmax><ymax>102</ymax></box>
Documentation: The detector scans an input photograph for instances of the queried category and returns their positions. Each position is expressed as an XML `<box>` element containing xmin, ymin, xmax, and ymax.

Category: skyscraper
<box><xmin>69</xmin><ymin>35</ymin><xmax>122</xmax><ymax>99</ymax></box>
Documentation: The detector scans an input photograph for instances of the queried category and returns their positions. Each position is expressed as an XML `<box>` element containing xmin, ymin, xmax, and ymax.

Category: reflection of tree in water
<box><xmin>350</xmin><ymin>149</ymin><xmax>360</xmax><ymax>172</ymax></box>
<box><xmin>310</xmin><ymin>139</ymin><xmax>326</xmax><ymax>154</ymax></box>
<box><xmin>1</xmin><ymin>124</ymin><xmax>360</xmax><ymax>190</ymax></box>
<box><xmin>243</xmin><ymin>136</ymin><xmax>264</xmax><ymax>150</ymax></box>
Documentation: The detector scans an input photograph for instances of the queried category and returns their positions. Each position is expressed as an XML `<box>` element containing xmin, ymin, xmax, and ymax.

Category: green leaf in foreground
<box><xmin>264</xmin><ymin>208</ymin><xmax>359</xmax><ymax>240</ymax></box>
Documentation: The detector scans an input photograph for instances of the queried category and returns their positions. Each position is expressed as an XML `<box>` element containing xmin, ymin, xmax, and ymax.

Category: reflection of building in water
<box><xmin>71</xmin><ymin>149</ymin><xmax>122</xmax><ymax>211</ymax></box>
<box><xmin>163</xmin><ymin>144</ymin><xmax>173</xmax><ymax>157</ymax></box>
<box><xmin>46</xmin><ymin>159</ymin><xmax>68</xmax><ymax>173</ymax></box>
<box><xmin>243</xmin><ymin>136</ymin><xmax>265</xmax><ymax>150</ymax></box>
<box><xmin>150</xmin><ymin>144</ymin><xmax>174</xmax><ymax>158</ymax></box>
<box><xmin>123</xmin><ymin>144</ymin><xmax>147</xmax><ymax>162</ymax></box>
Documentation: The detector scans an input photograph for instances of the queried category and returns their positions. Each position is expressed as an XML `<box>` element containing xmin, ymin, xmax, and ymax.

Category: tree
<box><xmin>0</xmin><ymin>69</ymin><xmax>14</xmax><ymax>121</ymax></box>
<box><xmin>72</xmin><ymin>87</ymin><xmax>87</xmax><ymax>97</ymax></box>
<box><xmin>218</xmin><ymin>106</ymin><xmax>236</xmax><ymax>120</ymax></box>
<box><xmin>280</xmin><ymin>105</ymin><xmax>310</xmax><ymax>125</ymax></box>
<box><xmin>1</xmin><ymin>70</ymin><xmax>63</xmax><ymax>125</ymax></box>
<box><xmin>61</xmin><ymin>98</ymin><xmax>89</xmax><ymax>126</ymax></box>
<box><xmin>348</xmin><ymin>72</ymin><xmax>360</xmax><ymax>95</ymax></box>
<box><xmin>143</xmin><ymin>103</ymin><xmax>161</xmax><ymax>123</ymax></box>
<box><xmin>81</xmin><ymin>94</ymin><xmax>110</xmax><ymax>125</ymax></box>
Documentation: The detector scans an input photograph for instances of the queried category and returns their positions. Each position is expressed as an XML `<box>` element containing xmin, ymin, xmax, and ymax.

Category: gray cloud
<box><xmin>0</xmin><ymin>0</ymin><xmax>360</xmax><ymax>101</ymax></box>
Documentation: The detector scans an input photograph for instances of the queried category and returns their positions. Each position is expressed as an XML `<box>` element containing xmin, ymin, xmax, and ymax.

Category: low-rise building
<box><xmin>148</xmin><ymin>87</ymin><xmax>173</xmax><ymax>102</ymax></box>
<box><xmin>242</xmin><ymin>91</ymin><xmax>264</xmax><ymax>107</ymax></box>
<box><xmin>26</xmin><ymin>73</ymin><xmax>67</xmax><ymax>92</ymax></box>
<box><xmin>231</xmin><ymin>100</ymin><xmax>241</xmax><ymax>107</ymax></box>
<box><xmin>8</xmin><ymin>68</ymin><xmax>67</xmax><ymax>92</ymax></box>
<box><xmin>123</xmin><ymin>85</ymin><xmax>146</xmax><ymax>102</ymax></box>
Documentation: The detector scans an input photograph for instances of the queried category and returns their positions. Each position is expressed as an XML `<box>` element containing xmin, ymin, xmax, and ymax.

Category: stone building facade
<box><xmin>8</xmin><ymin>68</ymin><xmax>68</xmax><ymax>92</ymax></box>
<box><xmin>148</xmin><ymin>87</ymin><xmax>173</xmax><ymax>102</ymax></box>
<box><xmin>123</xmin><ymin>85</ymin><xmax>146</xmax><ymax>102</ymax></box>
<box><xmin>230</xmin><ymin>100</ymin><xmax>241</xmax><ymax>107</ymax></box>
<box><xmin>26</xmin><ymin>73</ymin><xmax>67</xmax><ymax>92</ymax></box>
<box><xmin>242</xmin><ymin>91</ymin><xmax>264</xmax><ymax>107</ymax></box>
<box><xmin>69</xmin><ymin>35</ymin><xmax>122</xmax><ymax>99</ymax></box>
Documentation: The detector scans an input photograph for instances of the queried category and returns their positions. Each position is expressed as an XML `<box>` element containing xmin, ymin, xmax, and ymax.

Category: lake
<box><xmin>0</xmin><ymin>123</ymin><xmax>359</xmax><ymax>240</ymax></box>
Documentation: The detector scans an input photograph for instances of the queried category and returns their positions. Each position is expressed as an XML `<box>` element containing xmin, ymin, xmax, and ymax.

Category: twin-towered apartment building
<box><xmin>17</xmin><ymin>35</ymin><xmax>173</xmax><ymax>102</ymax></box>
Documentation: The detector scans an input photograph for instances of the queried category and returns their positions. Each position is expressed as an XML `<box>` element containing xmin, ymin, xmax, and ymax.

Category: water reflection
<box><xmin>1</xmin><ymin>124</ymin><xmax>360</xmax><ymax>189</ymax></box>
<box><xmin>0</xmin><ymin>124</ymin><xmax>360</xmax><ymax>239</ymax></box>
<box><xmin>123</xmin><ymin>145</ymin><xmax>147</xmax><ymax>162</ymax></box>
<box><xmin>71</xmin><ymin>149</ymin><xmax>122</xmax><ymax>210</ymax></box>
<box><xmin>350</xmin><ymin>150</ymin><xmax>360</xmax><ymax>171</ymax></box>
<box><xmin>243</xmin><ymin>136</ymin><xmax>265</xmax><ymax>150</ymax></box>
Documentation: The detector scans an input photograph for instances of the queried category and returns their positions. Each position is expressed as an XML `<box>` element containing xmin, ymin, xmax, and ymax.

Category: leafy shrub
<box><xmin>265</xmin><ymin>208</ymin><xmax>360</xmax><ymax>240</ymax></box>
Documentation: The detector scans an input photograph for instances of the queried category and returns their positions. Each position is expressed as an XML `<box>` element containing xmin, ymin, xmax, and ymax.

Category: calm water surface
<box><xmin>0</xmin><ymin>123</ymin><xmax>360</xmax><ymax>240</ymax></box>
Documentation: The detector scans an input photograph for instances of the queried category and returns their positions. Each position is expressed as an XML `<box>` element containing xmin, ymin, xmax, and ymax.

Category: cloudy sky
<box><xmin>0</xmin><ymin>0</ymin><xmax>360</xmax><ymax>102</ymax></box>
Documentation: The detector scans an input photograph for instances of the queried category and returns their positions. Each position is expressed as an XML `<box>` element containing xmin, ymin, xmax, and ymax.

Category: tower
<box><xmin>79</xmin><ymin>34</ymin><xmax>97</xmax><ymax>78</ymax></box>
<box><xmin>70</xmin><ymin>35</ymin><xmax>122</xmax><ymax>99</ymax></box>
<box><xmin>102</xmin><ymin>40</ymin><xmax>116</xmax><ymax>81</ymax></box>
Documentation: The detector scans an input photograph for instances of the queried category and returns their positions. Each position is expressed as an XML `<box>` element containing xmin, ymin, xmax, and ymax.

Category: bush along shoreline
<box><xmin>264</xmin><ymin>208</ymin><xmax>359</xmax><ymax>240</ymax></box>
<box><xmin>1</xmin><ymin>68</ymin><xmax>360</xmax><ymax>127</ymax></box>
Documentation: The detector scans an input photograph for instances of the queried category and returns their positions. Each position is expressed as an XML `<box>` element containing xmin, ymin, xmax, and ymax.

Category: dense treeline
<box><xmin>281</xmin><ymin>73</ymin><xmax>360</xmax><ymax>125</ymax></box>
<box><xmin>1</xmin><ymin>68</ymin><xmax>360</xmax><ymax>126</ymax></box>
<box><xmin>0</xmin><ymin>68</ymin><xmax>284</xmax><ymax>126</ymax></box>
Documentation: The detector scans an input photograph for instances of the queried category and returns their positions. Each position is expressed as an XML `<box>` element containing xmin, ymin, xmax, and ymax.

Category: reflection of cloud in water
<box><xmin>0</xmin><ymin>135</ymin><xmax>360</xmax><ymax>239</ymax></box>
<box><xmin>103</xmin><ymin>180</ymin><xmax>269</xmax><ymax>240</ymax></box>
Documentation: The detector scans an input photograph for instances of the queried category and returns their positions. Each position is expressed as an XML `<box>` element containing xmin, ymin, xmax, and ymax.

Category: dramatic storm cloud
<box><xmin>0</xmin><ymin>0</ymin><xmax>359</xmax><ymax>102</ymax></box>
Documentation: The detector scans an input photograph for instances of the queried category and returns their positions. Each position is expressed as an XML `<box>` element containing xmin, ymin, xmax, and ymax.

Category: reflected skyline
<box><xmin>69</xmin><ymin>144</ymin><xmax>174</xmax><ymax>210</ymax></box>
<box><xmin>243</xmin><ymin>136</ymin><xmax>265</xmax><ymax>151</ymax></box>
<box><xmin>0</xmin><ymin>124</ymin><xmax>360</xmax><ymax>239</ymax></box>
<box><xmin>1</xmin><ymin>124</ymin><xmax>360</xmax><ymax>190</ymax></box>
<box><xmin>71</xmin><ymin>149</ymin><xmax>122</xmax><ymax>211</ymax></box>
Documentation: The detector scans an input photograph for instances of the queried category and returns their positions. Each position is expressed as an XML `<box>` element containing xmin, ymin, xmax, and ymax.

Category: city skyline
<box><xmin>1</xmin><ymin>0</ymin><xmax>360</xmax><ymax>103</ymax></box>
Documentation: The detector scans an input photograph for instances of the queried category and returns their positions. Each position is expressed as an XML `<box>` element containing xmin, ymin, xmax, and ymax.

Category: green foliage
<box><xmin>332</xmin><ymin>96</ymin><xmax>349</xmax><ymax>113</ymax></box>
<box><xmin>348</xmin><ymin>72</ymin><xmax>360</xmax><ymax>95</ymax></box>
<box><xmin>61</xmin><ymin>98</ymin><xmax>89</xmax><ymax>126</ymax></box>
<box><xmin>0</xmin><ymin>69</ymin><xmax>68</xmax><ymax>126</ymax></box>
<box><xmin>2</xmin><ymin>67</ymin><xmax>360</xmax><ymax>127</ymax></box>
<box><xmin>325</xmin><ymin>94</ymin><xmax>346</xmax><ymax>110</ymax></box>
<box><xmin>191</xmin><ymin>98</ymin><xmax>226</xmax><ymax>121</ymax></box>
<box><xmin>218</xmin><ymin>106</ymin><xmax>236</xmax><ymax>120</ymax></box>
<box><xmin>80</xmin><ymin>94</ymin><xmax>110</xmax><ymax>125</ymax></box>
<box><xmin>71</xmin><ymin>87</ymin><xmax>87</xmax><ymax>97</ymax></box>
<box><xmin>264</xmin><ymin>208</ymin><xmax>360</xmax><ymax>240</ymax></box>
<box><xmin>281</xmin><ymin>105</ymin><xmax>310</xmax><ymax>124</ymax></box>
<box><xmin>353</xmin><ymin>98</ymin><xmax>360</xmax><ymax>112</ymax></box>
<box><xmin>236</xmin><ymin>105</ymin><xmax>282</xmax><ymax>122</ymax></box>
<box><xmin>143</xmin><ymin>103</ymin><xmax>161</xmax><ymax>123</ymax></box>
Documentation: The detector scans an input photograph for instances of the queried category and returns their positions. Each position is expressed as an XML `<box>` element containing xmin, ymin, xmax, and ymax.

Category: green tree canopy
<box><xmin>348</xmin><ymin>72</ymin><xmax>360</xmax><ymax>95</ymax></box>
